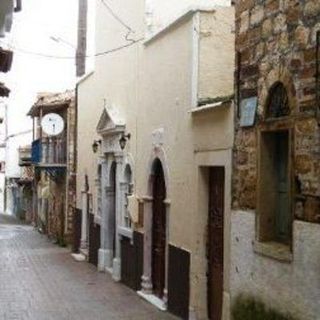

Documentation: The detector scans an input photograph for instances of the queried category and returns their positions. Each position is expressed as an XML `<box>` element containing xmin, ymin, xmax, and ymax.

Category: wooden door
<box><xmin>152</xmin><ymin>160</ymin><xmax>166</xmax><ymax>298</ymax></box>
<box><xmin>207</xmin><ymin>167</ymin><xmax>224</xmax><ymax>320</ymax></box>
<box><xmin>275</xmin><ymin>132</ymin><xmax>290</xmax><ymax>243</ymax></box>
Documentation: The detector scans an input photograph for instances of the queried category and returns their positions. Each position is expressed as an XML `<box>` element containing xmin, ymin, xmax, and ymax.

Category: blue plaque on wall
<box><xmin>240</xmin><ymin>97</ymin><xmax>258</xmax><ymax>127</ymax></box>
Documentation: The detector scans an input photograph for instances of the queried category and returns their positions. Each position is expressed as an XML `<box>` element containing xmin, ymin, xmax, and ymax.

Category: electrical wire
<box><xmin>0</xmin><ymin>1</ymin><xmax>143</xmax><ymax>60</ymax></box>
<box><xmin>0</xmin><ymin>37</ymin><xmax>144</xmax><ymax>60</ymax></box>
<box><xmin>100</xmin><ymin>0</ymin><xmax>134</xmax><ymax>33</ymax></box>
<box><xmin>100</xmin><ymin>0</ymin><xmax>136</xmax><ymax>44</ymax></box>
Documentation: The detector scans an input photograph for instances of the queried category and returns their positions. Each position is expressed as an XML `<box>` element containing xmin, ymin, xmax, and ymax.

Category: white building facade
<box><xmin>77</xmin><ymin>1</ymin><xmax>234</xmax><ymax>319</ymax></box>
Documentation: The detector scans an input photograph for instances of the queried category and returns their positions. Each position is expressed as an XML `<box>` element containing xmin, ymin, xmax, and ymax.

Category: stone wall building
<box><xmin>231</xmin><ymin>1</ymin><xmax>320</xmax><ymax>319</ymax></box>
<box><xmin>28</xmin><ymin>91</ymin><xmax>76</xmax><ymax>243</ymax></box>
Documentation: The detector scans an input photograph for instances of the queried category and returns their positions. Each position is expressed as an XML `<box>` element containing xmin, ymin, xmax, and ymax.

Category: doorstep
<box><xmin>137</xmin><ymin>291</ymin><xmax>167</xmax><ymax>311</ymax></box>
<box><xmin>71</xmin><ymin>253</ymin><xmax>86</xmax><ymax>262</ymax></box>
<box><xmin>105</xmin><ymin>266</ymin><xmax>113</xmax><ymax>274</ymax></box>
<box><xmin>79</xmin><ymin>247</ymin><xmax>88</xmax><ymax>258</ymax></box>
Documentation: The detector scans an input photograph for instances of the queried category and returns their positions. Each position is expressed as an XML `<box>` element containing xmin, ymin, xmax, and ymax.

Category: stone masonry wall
<box><xmin>233</xmin><ymin>0</ymin><xmax>320</xmax><ymax>223</ymax></box>
<box><xmin>66</xmin><ymin>96</ymin><xmax>77</xmax><ymax>238</ymax></box>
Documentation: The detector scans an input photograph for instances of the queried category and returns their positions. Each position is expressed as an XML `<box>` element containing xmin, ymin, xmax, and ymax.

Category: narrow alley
<box><xmin>0</xmin><ymin>1</ymin><xmax>319</xmax><ymax>319</ymax></box>
<box><xmin>0</xmin><ymin>215</ymin><xmax>177</xmax><ymax>320</ymax></box>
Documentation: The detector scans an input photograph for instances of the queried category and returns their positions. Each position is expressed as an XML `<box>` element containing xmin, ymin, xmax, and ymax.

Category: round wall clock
<box><xmin>41</xmin><ymin>113</ymin><xmax>65</xmax><ymax>136</ymax></box>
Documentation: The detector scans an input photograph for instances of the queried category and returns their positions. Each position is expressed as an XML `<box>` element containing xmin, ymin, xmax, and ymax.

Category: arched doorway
<box><xmin>152</xmin><ymin>158</ymin><xmax>166</xmax><ymax>298</ymax></box>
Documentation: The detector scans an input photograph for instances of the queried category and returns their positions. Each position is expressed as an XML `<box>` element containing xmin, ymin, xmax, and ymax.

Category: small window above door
<box><xmin>265</xmin><ymin>82</ymin><xmax>290</xmax><ymax>119</ymax></box>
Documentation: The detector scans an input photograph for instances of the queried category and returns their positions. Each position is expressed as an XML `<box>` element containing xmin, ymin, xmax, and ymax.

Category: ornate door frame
<box><xmin>96</xmin><ymin>106</ymin><xmax>126</xmax><ymax>281</ymax></box>
<box><xmin>138</xmin><ymin>145</ymin><xmax>171</xmax><ymax>310</ymax></box>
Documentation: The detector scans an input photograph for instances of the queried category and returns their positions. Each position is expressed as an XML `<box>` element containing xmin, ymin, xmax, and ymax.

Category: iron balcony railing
<box><xmin>31</xmin><ymin>137</ymin><xmax>67</xmax><ymax>165</ymax></box>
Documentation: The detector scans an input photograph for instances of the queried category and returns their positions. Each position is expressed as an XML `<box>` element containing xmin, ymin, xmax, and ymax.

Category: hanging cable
<box><xmin>0</xmin><ymin>1</ymin><xmax>143</xmax><ymax>60</ymax></box>
<box><xmin>100</xmin><ymin>0</ymin><xmax>137</xmax><ymax>44</ymax></box>
<box><xmin>100</xmin><ymin>0</ymin><xmax>134</xmax><ymax>33</ymax></box>
<box><xmin>0</xmin><ymin>37</ymin><xmax>144</xmax><ymax>60</ymax></box>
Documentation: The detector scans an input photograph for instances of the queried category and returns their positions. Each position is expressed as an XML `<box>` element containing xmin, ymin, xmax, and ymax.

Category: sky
<box><xmin>0</xmin><ymin>0</ymin><xmax>78</xmax><ymax>136</ymax></box>
<box><xmin>0</xmin><ymin>0</ymin><xmax>79</xmax><ymax>178</ymax></box>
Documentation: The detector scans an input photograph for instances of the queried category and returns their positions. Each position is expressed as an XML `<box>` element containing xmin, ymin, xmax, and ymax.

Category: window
<box><xmin>257</xmin><ymin>82</ymin><xmax>293</xmax><ymax>255</ymax></box>
<box><xmin>258</xmin><ymin>130</ymin><xmax>291</xmax><ymax>244</ymax></box>
<box><xmin>265</xmin><ymin>82</ymin><xmax>290</xmax><ymax>118</ymax></box>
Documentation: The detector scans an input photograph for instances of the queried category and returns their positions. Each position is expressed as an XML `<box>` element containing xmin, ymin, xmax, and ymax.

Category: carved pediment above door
<box><xmin>96</xmin><ymin>102</ymin><xmax>126</xmax><ymax>154</ymax></box>
<box><xmin>96</xmin><ymin>103</ymin><xmax>125</xmax><ymax>135</ymax></box>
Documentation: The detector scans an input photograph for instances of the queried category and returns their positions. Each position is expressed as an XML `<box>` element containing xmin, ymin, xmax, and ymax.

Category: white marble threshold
<box><xmin>71</xmin><ymin>253</ymin><xmax>86</xmax><ymax>262</ymax></box>
<box><xmin>137</xmin><ymin>291</ymin><xmax>167</xmax><ymax>311</ymax></box>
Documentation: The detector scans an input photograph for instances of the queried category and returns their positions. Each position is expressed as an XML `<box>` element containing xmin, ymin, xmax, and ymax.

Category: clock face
<box><xmin>41</xmin><ymin>113</ymin><xmax>64</xmax><ymax>136</ymax></box>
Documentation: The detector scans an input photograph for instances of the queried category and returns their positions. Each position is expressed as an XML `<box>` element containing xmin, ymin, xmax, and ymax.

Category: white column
<box><xmin>104</xmin><ymin>186</ymin><xmax>115</xmax><ymax>271</ymax></box>
<box><xmin>80</xmin><ymin>190</ymin><xmax>88</xmax><ymax>249</ymax></box>
<box><xmin>112</xmin><ymin>153</ymin><xmax>123</xmax><ymax>281</ymax></box>
<box><xmin>98</xmin><ymin>159</ymin><xmax>109</xmax><ymax>271</ymax></box>
<box><xmin>120</xmin><ymin>181</ymin><xmax>127</xmax><ymax>227</ymax></box>
<box><xmin>140</xmin><ymin>196</ymin><xmax>153</xmax><ymax>293</ymax></box>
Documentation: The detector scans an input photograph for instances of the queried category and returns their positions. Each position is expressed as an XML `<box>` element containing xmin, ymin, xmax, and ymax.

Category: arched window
<box><xmin>266</xmin><ymin>82</ymin><xmax>290</xmax><ymax>118</ymax></box>
<box><xmin>258</xmin><ymin>81</ymin><xmax>293</xmax><ymax>247</ymax></box>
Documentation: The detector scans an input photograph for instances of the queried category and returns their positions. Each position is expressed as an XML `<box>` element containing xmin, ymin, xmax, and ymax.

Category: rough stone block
<box><xmin>287</xmin><ymin>5</ymin><xmax>300</xmax><ymax>25</ymax></box>
<box><xmin>266</xmin><ymin>0</ymin><xmax>280</xmax><ymax>15</ymax></box>
<box><xmin>304</xmin><ymin>197</ymin><xmax>320</xmax><ymax>222</ymax></box>
<box><xmin>240</xmin><ymin>10</ymin><xmax>250</xmax><ymax>34</ymax></box>
<box><xmin>261</xmin><ymin>19</ymin><xmax>273</xmax><ymax>39</ymax></box>
<box><xmin>295</xmin><ymin>154</ymin><xmax>313</xmax><ymax>174</ymax></box>
<box><xmin>250</xmin><ymin>6</ymin><xmax>264</xmax><ymax>27</ymax></box>
<box><xmin>304</xmin><ymin>0</ymin><xmax>320</xmax><ymax>18</ymax></box>
<box><xmin>295</xmin><ymin>25</ymin><xmax>310</xmax><ymax>48</ymax></box>
<box><xmin>274</xmin><ymin>14</ymin><xmax>287</xmax><ymax>34</ymax></box>
<box><xmin>304</xmin><ymin>47</ymin><xmax>316</xmax><ymax>63</ymax></box>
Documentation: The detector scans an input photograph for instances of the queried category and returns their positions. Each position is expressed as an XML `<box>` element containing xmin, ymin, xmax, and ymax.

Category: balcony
<box><xmin>19</xmin><ymin>145</ymin><xmax>32</xmax><ymax>167</ymax></box>
<box><xmin>31</xmin><ymin>137</ymin><xmax>67</xmax><ymax>168</ymax></box>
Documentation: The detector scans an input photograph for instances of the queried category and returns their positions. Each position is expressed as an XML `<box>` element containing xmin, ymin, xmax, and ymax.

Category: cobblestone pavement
<box><xmin>0</xmin><ymin>215</ymin><xmax>178</xmax><ymax>320</ymax></box>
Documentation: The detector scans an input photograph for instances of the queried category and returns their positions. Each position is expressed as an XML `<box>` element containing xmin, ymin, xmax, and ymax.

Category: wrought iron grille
<box><xmin>266</xmin><ymin>82</ymin><xmax>290</xmax><ymax>118</ymax></box>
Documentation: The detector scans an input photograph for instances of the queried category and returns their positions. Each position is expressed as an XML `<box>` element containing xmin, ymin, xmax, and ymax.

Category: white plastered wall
<box><xmin>145</xmin><ymin>0</ymin><xmax>231</xmax><ymax>34</ymax></box>
<box><xmin>198</xmin><ymin>9</ymin><xmax>234</xmax><ymax>101</ymax></box>
<box><xmin>230</xmin><ymin>211</ymin><xmax>320</xmax><ymax>320</ymax></box>
<box><xmin>76</xmin><ymin>0</ymin><xmax>145</xmax><ymax>210</ymax></box>
<box><xmin>141</xmin><ymin>8</ymin><xmax>234</xmax><ymax>319</ymax></box>
<box><xmin>192</xmin><ymin>149</ymin><xmax>233</xmax><ymax>320</ymax></box>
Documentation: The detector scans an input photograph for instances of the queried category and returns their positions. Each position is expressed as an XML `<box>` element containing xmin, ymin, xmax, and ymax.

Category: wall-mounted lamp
<box><xmin>92</xmin><ymin>139</ymin><xmax>102</xmax><ymax>153</ymax></box>
<box><xmin>14</xmin><ymin>0</ymin><xmax>22</xmax><ymax>12</ymax></box>
<box><xmin>119</xmin><ymin>133</ymin><xmax>131</xmax><ymax>150</ymax></box>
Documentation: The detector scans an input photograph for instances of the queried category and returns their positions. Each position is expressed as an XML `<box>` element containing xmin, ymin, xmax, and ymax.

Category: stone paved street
<box><xmin>0</xmin><ymin>216</ymin><xmax>178</xmax><ymax>320</ymax></box>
